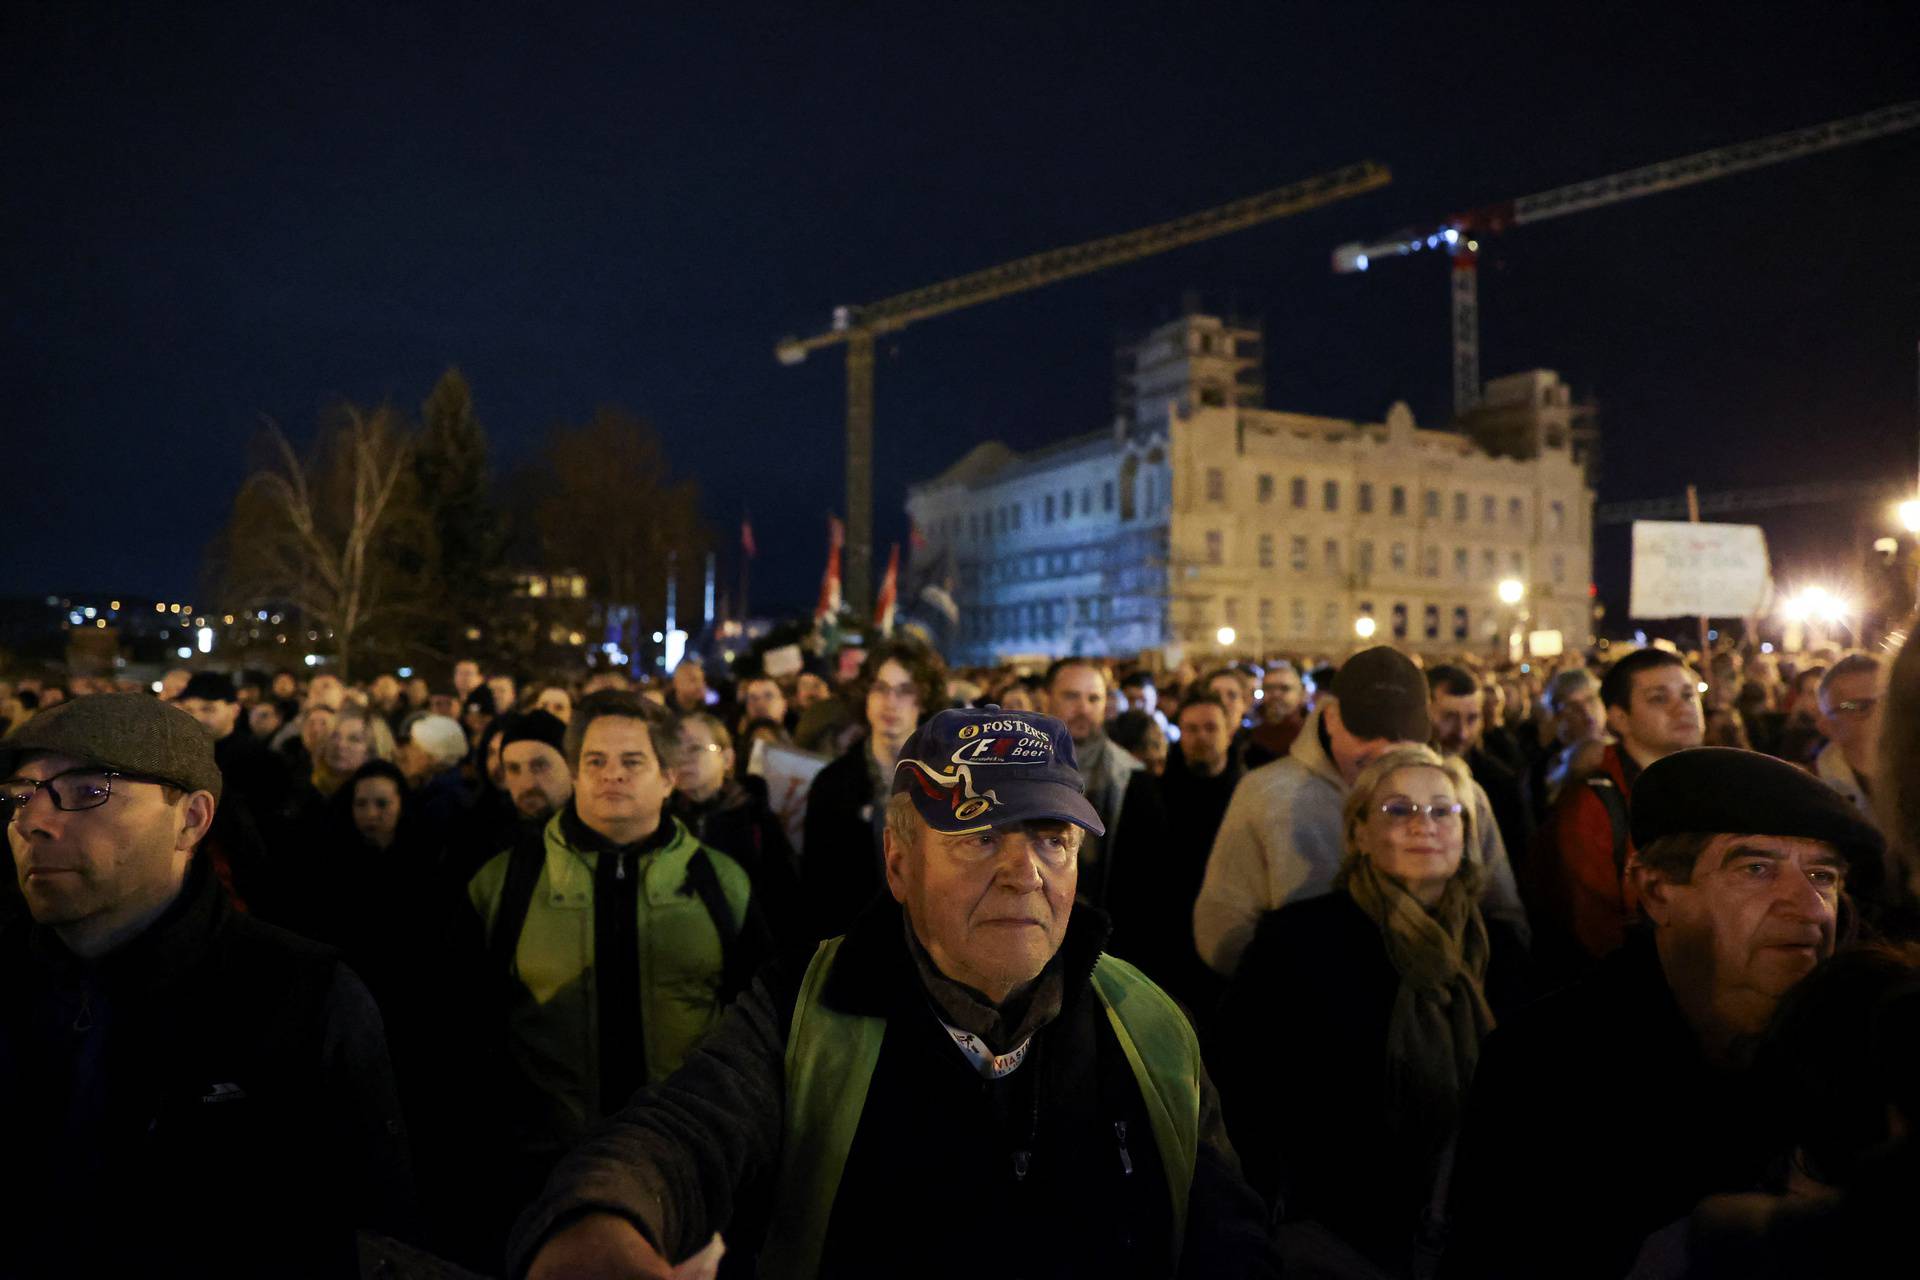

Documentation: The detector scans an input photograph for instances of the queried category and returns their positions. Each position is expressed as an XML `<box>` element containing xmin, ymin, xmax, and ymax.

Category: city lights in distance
<box><xmin>1781</xmin><ymin>586</ymin><xmax>1850</xmax><ymax>625</ymax></box>
<box><xmin>1497</xmin><ymin>578</ymin><xmax>1526</xmax><ymax>605</ymax></box>
<box><xmin>303</xmin><ymin>654</ymin><xmax>320</xmax><ymax>667</ymax></box>
<box><xmin>196</xmin><ymin>627</ymin><xmax>213</xmax><ymax>654</ymax></box>
<box><xmin>1897</xmin><ymin>499</ymin><xmax>1920</xmax><ymax>533</ymax></box>
<box><xmin>176</xmin><ymin>647</ymin><xmax>191</xmax><ymax>659</ymax></box>
<box><xmin>1354</xmin><ymin>616</ymin><xmax>1378</xmax><ymax>640</ymax></box>
<box><xmin>1216</xmin><ymin>626</ymin><xmax>1236</xmax><ymax>646</ymax></box>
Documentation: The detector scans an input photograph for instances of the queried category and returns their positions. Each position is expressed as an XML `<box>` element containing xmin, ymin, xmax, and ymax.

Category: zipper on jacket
<box><xmin>1114</xmin><ymin>1120</ymin><xmax>1133</xmax><ymax>1176</ymax></box>
<box><xmin>615</xmin><ymin>851</ymin><xmax>628</xmax><ymax>882</ymax></box>
<box><xmin>1011</xmin><ymin>1150</ymin><xmax>1030</xmax><ymax>1181</ymax></box>
<box><xmin>72</xmin><ymin>985</ymin><xmax>94</xmax><ymax>1033</ymax></box>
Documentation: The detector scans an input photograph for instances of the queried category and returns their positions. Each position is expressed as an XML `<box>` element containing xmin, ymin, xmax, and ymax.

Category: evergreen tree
<box><xmin>414</xmin><ymin>368</ymin><xmax>504</xmax><ymax>662</ymax></box>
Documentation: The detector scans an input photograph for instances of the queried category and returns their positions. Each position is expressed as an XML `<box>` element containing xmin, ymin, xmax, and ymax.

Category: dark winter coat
<box><xmin>507</xmin><ymin>902</ymin><xmax>1278</xmax><ymax>1279</ymax></box>
<box><xmin>1444</xmin><ymin>934</ymin><xmax>1779</xmax><ymax>1280</ymax></box>
<box><xmin>799</xmin><ymin>738</ymin><xmax>888</xmax><ymax>940</ymax></box>
<box><xmin>0</xmin><ymin>852</ymin><xmax>415</xmax><ymax>1277</ymax></box>
<box><xmin>1212</xmin><ymin>892</ymin><xmax>1528</xmax><ymax>1274</ymax></box>
<box><xmin>671</xmin><ymin>775</ymin><xmax>805</xmax><ymax>946</ymax></box>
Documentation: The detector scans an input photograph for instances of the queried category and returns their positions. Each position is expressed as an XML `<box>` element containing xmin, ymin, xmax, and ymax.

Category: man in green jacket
<box><xmin>469</xmin><ymin>691</ymin><xmax>765</xmax><ymax>1204</ymax></box>
<box><xmin>508</xmin><ymin>707</ymin><xmax>1275</xmax><ymax>1280</ymax></box>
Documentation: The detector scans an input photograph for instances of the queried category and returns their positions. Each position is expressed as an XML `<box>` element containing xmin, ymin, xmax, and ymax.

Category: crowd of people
<box><xmin>2</xmin><ymin>629</ymin><xmax>1916</xmax><ymax>1278</ymax></box>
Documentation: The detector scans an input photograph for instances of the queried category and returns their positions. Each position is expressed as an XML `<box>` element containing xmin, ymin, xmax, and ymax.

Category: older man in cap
<box><xmin>1444</xmin><ymin>746</ymin><xmax>1884</xmax><ymax>1280</ymax></box>
<box><xmin>0</xmin><ymin>693</ymin><xmax>414</xmax><ymax>1275</ymax></box>
<box><xmin>510</xmin><ymin>706</ymin><xmax>1275</xmax><ymax>1280</ymax></box>
<box><xmin>1194</xmin><ymin>646</ymin><xmax>1528</xmax><ymax>976</ymax></box>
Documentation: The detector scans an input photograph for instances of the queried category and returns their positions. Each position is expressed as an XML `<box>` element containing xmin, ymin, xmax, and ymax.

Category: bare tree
<box><xmin>217</xmin><ymin>404</ymin><xmax>434</xmax><ymax>679</ymax></box>
<box><xmin>529</xmin><ymin>407</ymin><xmax>708</xmax><ymax>640</ymax></box>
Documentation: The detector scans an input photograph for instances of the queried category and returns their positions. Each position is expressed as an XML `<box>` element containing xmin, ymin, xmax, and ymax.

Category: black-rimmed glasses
<box><xmin>0</xmin><ymin>768</ymin><xmax>150</xmax><ymax>821</ymax></box>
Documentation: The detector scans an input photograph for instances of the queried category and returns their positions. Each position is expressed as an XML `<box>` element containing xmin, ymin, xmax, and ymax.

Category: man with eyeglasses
<box><xmin>1812</xmin><ymin>653</ymin><xmax>1882</xmax><ymax>818</ymax></box>
<box><xmin>0</xmin><ymin>692</ymin><xmax>414</xmax><ymax>1274</ymax></box>
<box><xmin>1446</xmin><ymin>747</ymin><xmax>1884</xmax><ymax>1280</ymax></box>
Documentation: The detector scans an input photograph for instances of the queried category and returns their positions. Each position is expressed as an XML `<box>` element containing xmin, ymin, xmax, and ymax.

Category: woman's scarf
<box><xmin>1339</xmin><ymin>853</ymin><xmax>1497</xmax><ymax>1156</ymax></box>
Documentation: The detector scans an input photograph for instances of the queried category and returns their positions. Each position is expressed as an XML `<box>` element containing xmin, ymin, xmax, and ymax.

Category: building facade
<box><xmin>906</xmin><ymin>313</ymin><xmax>1595</xmax><ymax>666</ymax></box>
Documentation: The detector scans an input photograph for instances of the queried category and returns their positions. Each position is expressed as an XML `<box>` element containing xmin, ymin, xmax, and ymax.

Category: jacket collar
<box><xmin>559</xmin><ymin>797</ymin><xmax>678</xmax><ymax>860</ymax></box>
<box><xmin>1287</xmin><ymin>706</ymin><xmax>1346</xmax><ymax>788</ymax></box>
<box><xmin>28</xmin><ymin>850</ymin><xmax>228</xmax><ymax>994</ymax></box>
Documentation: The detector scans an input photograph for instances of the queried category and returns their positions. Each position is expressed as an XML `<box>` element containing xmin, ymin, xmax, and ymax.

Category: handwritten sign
<box><xmin>1629</xmin><ymin>521</ymin><xmax>1770</xmax><ymax>619</ymax></box>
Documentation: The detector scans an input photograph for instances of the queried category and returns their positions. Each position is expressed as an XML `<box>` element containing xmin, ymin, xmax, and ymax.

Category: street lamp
<box><xmin>1497</xmin><ymin>578</ymin><xmax>1526</xmax><ymax>606</ymax></box>
<box><xmin>1216</xmin><ymin>626</ymin><xmax>1237</xmax><ymax>647</ymax></box>
<box><xmin>1353</xmin><ymin>615</ymin><xmax>1377</xmax><ymax>640</ymax></box>
<box><xmin>1898</xmin><ymin>499</ymin><xmax>1920</xmax><ymax>534</ymax></box>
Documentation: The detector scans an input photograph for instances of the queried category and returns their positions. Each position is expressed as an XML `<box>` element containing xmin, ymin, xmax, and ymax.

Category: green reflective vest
<box><xmin>762</xmin><ymin>937</ymin><xmax>1203</xmax><ymax>1280</ymax></box>
<box><xmin>468</xmin><ymin>814</ymin><xmax>754</xmax><ymax>1151</ymax></box>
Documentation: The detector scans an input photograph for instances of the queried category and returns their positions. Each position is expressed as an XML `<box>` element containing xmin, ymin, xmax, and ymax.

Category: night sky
<box><xmin>6</xmin><ymin>2</ymin><xmax>1917</xmax><ymax>626</ymax></box>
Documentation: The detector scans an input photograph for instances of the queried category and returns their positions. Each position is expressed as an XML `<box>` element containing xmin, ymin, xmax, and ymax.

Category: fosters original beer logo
<box><xmin>952</xmin><ymin>719</ymin><xmax>1055</xmax><ymax>766</ymax></box>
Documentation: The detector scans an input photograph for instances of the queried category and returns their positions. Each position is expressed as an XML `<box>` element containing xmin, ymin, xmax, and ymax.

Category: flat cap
<box><xmin>1330</xmin><ymin>646</ymin><xmax>1431</xmax><ymax>745</ymax></box>
<box><xmin>1632</xmin><ymin>747</ymin><xmax>1885</xmax><ymax>876</ymax></box>
<box><xmin>0</xmin><ymin>692</ymin><xmax>223</xmax><ymax>800</ymax></box>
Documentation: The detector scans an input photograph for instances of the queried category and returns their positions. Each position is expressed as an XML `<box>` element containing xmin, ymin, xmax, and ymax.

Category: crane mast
<box><xmin>778</xmin><ymin>160</ymin><xmax>1391</xmax><ymax>618</ymax></box>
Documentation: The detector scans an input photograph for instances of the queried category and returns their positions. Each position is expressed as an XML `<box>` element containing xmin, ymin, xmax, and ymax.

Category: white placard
<box><xmin>1630</xmin><ymin>521</ymin><xmax>1770</xmax><ymax>619</ymax></box>
<box><xmin>1527</xmin><ymin>629</ymin><xmax>1565</xmax><ymax>657</ymax></box>
<box><xmin>749</xmin><ymin>738</ymin><xmax>829</xmax><ymax>854</ymax></box>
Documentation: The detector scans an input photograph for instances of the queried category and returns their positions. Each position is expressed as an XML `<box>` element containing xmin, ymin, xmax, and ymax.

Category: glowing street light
<box><xmin>1898</xmin><ymin>499</ymin><xmax>1920</xmax><ymax>534</ymax></box>
<box><xmin>1353</xmin><ymin>615</ymin><xmax>1377</xmax><ymax>640</ymax></box>
<box><xmin>1216</xmin><ymin>626</ymin><xmax>1237</xmax><ymax>647</ymax></box>
<box><xmin>1496</xmin><ymin>578</ymin><xmax>1526</xmax><ymax>606</ymax></box>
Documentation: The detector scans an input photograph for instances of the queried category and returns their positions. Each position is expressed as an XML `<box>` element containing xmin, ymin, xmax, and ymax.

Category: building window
<box><xmin>1290</xmin><ymin>597</ymin><xmax>1307</xmax><ymax>635</ymax></box>
<box><xmin>1290</xmin><ymin>476</ymin><xmax>1307</xmax><ymax>509</ymax></box>
<box><xmin>1391</xmin><ymin>602</ymin><xmax>1409</xmax><ymax>640</ymax></box>
<box><xmin>1358</xmin><ymin>482</ymin><xmax>1375</xmax><ymax>514</ymax></box>
<box><xmin>1324</xmin><ymin>539</ymin><xmax>1340</xmax><ymax>574</ymax></box>
<box><xmin>1324</xmin><ymin>601</ymin><xmax>1340</xmax><ymax>637</ymax></box>
<box><xmin>1508</xmin><ymin>496</ymin><xmax>1525</xmax><ymax>526</ymax></box>
<box><xmin>1206</xmin><ymin>469</ymin><xmax>1225</xmax><ymax>502</ymax></box>
<box><xmin>1549</xmin><ymin>499</ymin><xmax>1565</xmax><ymax>532</ymax></box>
<box><xmin>1257</xmin><ymin>473</ymin><xmax>1274</xmax><ymax>503</ymax></box>
<box><xmin>1044</xmin><ymin>494</ymin><xmax>1055</xmax><ymax>523</ymax></box>
<box><xmin>1323</xmin><ymin>480</ymin><xmax>1340</xmax><ymax>512</ymax></box>
<box><xmin>1482</xmin><ymin>495</ymin><xmax>1497</xmax><ymax>524</ymax></box>
<box><xmin>1012</xmin><ymin>504</ymin><xmax>1022</xmax><ymax>530</ymax></box>
<box><xmin>1390</xmin><ymin>485</ymin><xmax>1407</xmax><ymax>517</ymax></box>
<box><xmin>1289</xmin><ymin>536</ymin><xmax>1309</xmax><ymax>572</ymax></box>
<box><xmin>1259</xmin><ymin>598</ymin><xmax>1274</xmax><ymax>629</ymax></box>
<box><xmin>1424</xmin><ymin>604</ymin><xmax>1440</xmax><ymax>640</ymax></box>
<box><xmin>1082</xmin><ymin>487</ymin><xmax>1093</xmax><ymax>514</ymax></box>
<box><xmin>1552</xmin><ymin>553</ymin><xmax>1565</xmax><ymax>583</ymax></box>
<box><xmin>1391</xmin><ymin>542</ymin><xmax>1408</xmax><ymax>573</ymax></box>
<box><xmin>1358</xmin><ymin>540</ymin><xmax>1375</xmax><ymax>576</ymax></box>
<box><xmin>1454</xmin><ymin>547</ymin><xmax>1469</xmax><ymax>579</ymax></box>
<box><xmin>1423</xmin><ymin>489</ymin><xmax>1440</xmax><ymax>518</ymax></box>
<box><xmin>1120</xmin><ymin>456</ymin><xmax>1139</xmax><ymax>521</ymax></box>
<box><xmin>1062</xmin><ymin>489</ymin><xmax>1073</xmax><ymax>519</ymax></box>
<box><xmin>1422</xmin><ymin>546</ymin><xmax>1440</xmax><ymax>577</ymax></box>
<box><xmin>1206</xmin><ymin>530</ymin><xmax>1223</xmax><ymax>564</ymax></box>
<box><xmin>1509</xmin><ymin>549</ymin><xmax>1525</xmax><ymax>574</ymax></box>
<box><xmin>1224</xmin><ymin>597</ymin><xmax>1240</xmax><ymax>625</ymax></box>
<box><xmin>1481</xmin><ymin>549</ymin><xmax>1497</xmax><ymax>578</ymax></box>
<box><xmin>1103</xmin><ymin>480</ymin><xmax>1116</xmax><ymax>512</ymax></box>
<box><xmin>1452</xmin><ymin>606</ymin><xmax>1470</xmax><ymax>640</ymax></box>
<box><xmin>1453</xmin><ymin>491</ymin><xmax>1468</xmax><ymax>522</ymax></box>
<box><xmin>1258</xmin><ymin>534</ymin><xmax>1274</xmax><ymax>568</ymax></box>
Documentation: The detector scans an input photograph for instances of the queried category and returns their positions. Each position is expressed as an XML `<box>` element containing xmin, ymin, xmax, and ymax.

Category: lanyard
<box><xmin>939</xmin><ymin>1019</ymin><xmax>1033</xmax><ymax>1079</ymax></box>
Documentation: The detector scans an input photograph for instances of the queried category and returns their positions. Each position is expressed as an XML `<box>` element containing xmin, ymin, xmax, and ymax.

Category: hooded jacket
<box><xmin>1192</xmin><ymin>707</ymin><xmax>1528</xmax><ymax>976</ymax></box>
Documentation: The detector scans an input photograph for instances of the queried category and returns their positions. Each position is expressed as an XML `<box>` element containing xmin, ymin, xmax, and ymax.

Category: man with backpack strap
<box><xmin>509</xmin><ymin>706</ymin><xmax>1276</xmax><ymax>1280</ymax></box>
<box><xmin>1526</xmin><ymin>647</ymin><xmax>1704</xmax><ymax>972</ymax></box>
<box><xmin>468</xmin><ymin>691</ymin><xmax>770</xmax><ymax>1220</ymax></box>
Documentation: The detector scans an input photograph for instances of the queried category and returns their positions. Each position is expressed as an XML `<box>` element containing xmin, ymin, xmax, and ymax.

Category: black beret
<box><xmin>498</xmin><ymin>710</ymin><xmax>567</xmax><ymax>755</ymax></box>
<box><xmin>0</xmin><ymin>692</ymin><xmax>223</xmax><ymax>800</ymax></box>
<box><xmin>1631</xmin><ymin>747</ymin><xmax>1885</xmax><ymax>876</ymax></box>
<box><xmin>179</xmin><ymin>671</ymin><xmax>237</xmax><ymax>703</ymax></box>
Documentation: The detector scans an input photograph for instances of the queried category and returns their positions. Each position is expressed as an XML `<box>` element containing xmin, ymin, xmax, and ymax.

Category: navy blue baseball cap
<box><xmin>891</xmin><ymin>707</ymin><xmax>1105</xmax><ymax>836</ymax></box>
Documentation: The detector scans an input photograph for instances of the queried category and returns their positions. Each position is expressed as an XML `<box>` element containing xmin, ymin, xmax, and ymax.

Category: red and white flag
<box><xmin>873</xmin><ymin>543</ymin><xmax>900</xmax><ymax>635</ymax></box>
<box><xmin>815</xmin><ymin>515</ymin><xmax>844</xmax><ymax>622</ymax></box>
<box><xmin>741</xmin><ymin>513</ymin><xmax>757</xmax><ymax>560</ymax></box>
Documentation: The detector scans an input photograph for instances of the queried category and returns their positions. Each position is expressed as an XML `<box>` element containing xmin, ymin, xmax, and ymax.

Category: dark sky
<box><xmin>5</xmin><ymin>1</ymin><xmax>1917</xmax><ymax>622</ymax></box>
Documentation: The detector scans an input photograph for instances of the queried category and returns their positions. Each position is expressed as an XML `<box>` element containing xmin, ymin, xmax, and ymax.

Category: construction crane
<box><xmin>1332</xmin><ymin>100</ymin><xmax>1920</xmax><ymax>418</ymax></box>
<box><xmin>776</xmin><ymin>160</ymin><xmax>1391</xmax><ymax>618</ymax></box>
